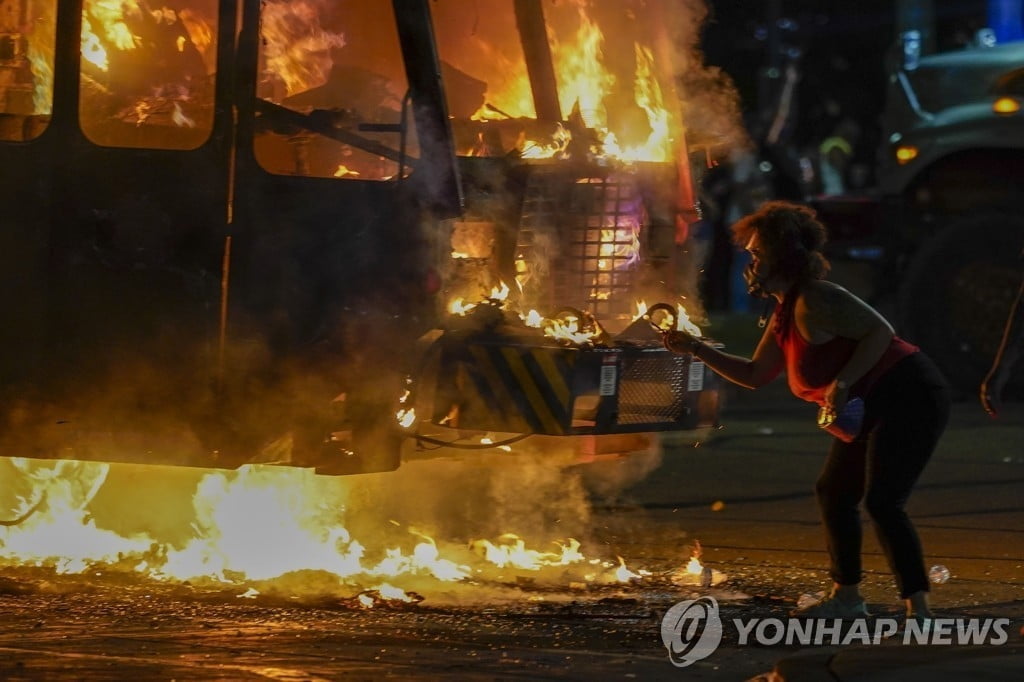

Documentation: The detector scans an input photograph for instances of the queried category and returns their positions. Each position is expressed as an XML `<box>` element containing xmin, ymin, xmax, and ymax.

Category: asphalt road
<box><xmin>0</xmin><ymin>374</ymin><xmax>1021</xmax><ymax>680</ymax></box>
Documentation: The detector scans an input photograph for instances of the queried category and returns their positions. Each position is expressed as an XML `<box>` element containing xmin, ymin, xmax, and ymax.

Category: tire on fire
<box><xmin>897</xmin><ymin>212</ymin><xmax>1024</xmax><ymax>395</ymax></box>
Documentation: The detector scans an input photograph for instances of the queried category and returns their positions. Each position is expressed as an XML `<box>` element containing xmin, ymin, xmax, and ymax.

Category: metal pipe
<box><xmin>218</xmin><ymin>234</ymin><xmax>232</xmax><ymax>387</ymax></box>
<box><xmin>513</xmin><ymin>0</ymin><xmax>563</xmax><ymax>122</ymax></box>
<box><xmin>392</xmin><ymin>0</ymin><xmax>463</xmax><ymax>218</ymax></box>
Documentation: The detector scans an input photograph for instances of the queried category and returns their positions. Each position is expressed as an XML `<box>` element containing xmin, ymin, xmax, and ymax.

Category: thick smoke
<box><xmin>0</xmin><ymin>0</ymin><xmax>740</xmax><ymax>600</ymax></box>
<box><xmin>660</xmin><ymin>0</ymin><xmax>748</xmax><ymax>148</ymax></box>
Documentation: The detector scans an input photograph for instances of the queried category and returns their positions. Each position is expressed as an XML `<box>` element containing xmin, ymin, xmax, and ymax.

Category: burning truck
<box><xmin>0</xmin><ymin>0</ymin><xmax>737</xmax><ymax>476</ymax></box>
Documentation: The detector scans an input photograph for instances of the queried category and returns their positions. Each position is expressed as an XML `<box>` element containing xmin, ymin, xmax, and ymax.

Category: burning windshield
<box><xmin>79</xmin><ymin>0</ymin><xmax>219</xmax><ymax>149</ymax></box>
<box><xmin>0</xmin><ymin>0</ymin><xmax>55</xmax><ymax>142</ymax></box>
<box><xmin>254</xmin><ymin>0</ymin><xmax>414</xmax><ymax>181</ymax></box>
<box><xmin>431</xmin><ymin>0</ymin><xmax>683</xmax><ymax>162</ymax></box>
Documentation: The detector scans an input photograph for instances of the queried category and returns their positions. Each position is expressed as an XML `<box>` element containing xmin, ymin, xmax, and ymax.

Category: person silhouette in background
<box><xmin>817</xmin><ymin>117</ymin><xmax>861</xmax><ymax>196</ymax></box>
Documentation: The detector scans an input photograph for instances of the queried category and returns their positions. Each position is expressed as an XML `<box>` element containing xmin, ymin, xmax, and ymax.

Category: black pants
<box><xmin>815</xmin><ymin>352</ymin><xmax>950</xmax><ymax>598</ymax></box>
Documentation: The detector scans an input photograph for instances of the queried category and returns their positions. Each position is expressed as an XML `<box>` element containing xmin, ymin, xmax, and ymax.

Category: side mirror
<box><xmin>974</xmin><ymin>28</ymin><xmax>997</xmax><ymax>48</ymax></box>
<box><xmin>901</xmin><ymin>30</ymin><xmax>922</xmax><ymax>71</ymax></box>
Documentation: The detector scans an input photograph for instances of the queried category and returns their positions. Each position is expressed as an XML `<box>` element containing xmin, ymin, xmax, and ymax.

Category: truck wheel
<box><xmin>897</xmin><ymin>212</ymin><xmax>1024</xmax><ymax>395</ymax></box>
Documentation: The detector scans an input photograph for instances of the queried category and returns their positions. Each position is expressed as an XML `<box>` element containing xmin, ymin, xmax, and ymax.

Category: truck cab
<box><xmin>0</xmin><ymin>0</ymin><xmax>721</xmax><ymax>475</ymax></box>
<box><xmin>818</xmin><ymin>24</ymin><xmax>1024</xmax><ymax>394</ymax></box>
<box><xmin>882</xmin><ymin>32</ymin><xmax>1024</xmax><ymax>394</ymax></box>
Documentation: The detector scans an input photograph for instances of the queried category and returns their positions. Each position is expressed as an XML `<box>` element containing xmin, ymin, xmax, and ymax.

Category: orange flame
<box><xmin>447</xmin><ymin>282</ymin><xmax>512</xmax><ymax>317</ymax></box>
<box><xmin>0</xmin><ymin>460</ymin><xmax>648</xmax><ymax>601</ymax></box>
<box><xmin>260</xmin><ymin>0</ymin><xmax>347</xmax><ymax>99</ymax></box>
<box><xmin>24</xmin><ymin>3</ymin><xmax>56</xmax><ymax>115</ymax></box>
<box><xmin>476</xmin><ymin>2</ymin><xmax>680</xmax><ymax>162</ymax></box>
<box><xmin>542</xmin><ymin>313</ymin><xmax>605</xmax><ymax>346</ymax></box>
<box><xmin>633</xmin><ymin>300</ymin><xmax>703</xmax><ymax>337</ymax></box>
<box><xmin>553</xmin><ymin>6</ymin><xmax>615</xmax><ymax>129</ymax></box>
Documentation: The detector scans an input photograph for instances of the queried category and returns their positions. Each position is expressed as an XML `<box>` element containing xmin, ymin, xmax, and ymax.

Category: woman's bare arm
<box><xmin>667</xmin><ymin>322</ymin><xmax>785</xmax><ymax>389</ymax></box>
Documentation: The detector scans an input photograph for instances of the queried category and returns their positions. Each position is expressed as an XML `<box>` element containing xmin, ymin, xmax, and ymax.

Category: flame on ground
<box><xmin>670</xmin><ymin>540</ymin><xmax>728</xmax><ymax>587</ymax></box>
<box><xmin>0</xmin><ymin>458</ymin><xmax>651</xmax><ymax>605</ymax></box>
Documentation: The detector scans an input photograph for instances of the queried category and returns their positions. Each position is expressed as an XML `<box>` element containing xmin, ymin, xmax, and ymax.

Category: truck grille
<box><xmin>517</xmin><ymin>168</ymin><xmax>642</xmax><ymax>319</ymax></box>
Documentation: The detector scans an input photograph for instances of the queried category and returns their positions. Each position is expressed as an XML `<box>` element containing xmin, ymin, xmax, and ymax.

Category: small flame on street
<box><xmin>614</xmin><ymin>556</ymin><xmax>641</xmax><ymax>582</ymax></box>
<box><xmin>470</xmin><ymin>534</ymin><xmax>585</xmax><ymax>571</ymax></box>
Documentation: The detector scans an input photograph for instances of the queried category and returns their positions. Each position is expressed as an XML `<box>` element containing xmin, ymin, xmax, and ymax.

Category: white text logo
<box><xmin>660</xmin><ymin>596</ymin><xmax>724</xmax><ymax>667</ymax></box>
<box><xmin>661</xmin><ymin>601</ymin><xmax>1011</xmax><ymax>667</ymax></box>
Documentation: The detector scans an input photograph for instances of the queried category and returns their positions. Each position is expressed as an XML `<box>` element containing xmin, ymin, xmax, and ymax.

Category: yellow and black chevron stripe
<box><xmin>457</xmin><ymin>343</ymin><xmax>577</xmax><ymax>434</ymax></box>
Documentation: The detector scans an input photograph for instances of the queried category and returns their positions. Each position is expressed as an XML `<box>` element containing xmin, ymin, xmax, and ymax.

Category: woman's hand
<box><xmin>663</xmin><ymin>330</ymin><xmax>701</xmax><ymax>355</ymax></box>
<box><xmin>822</xmin><ymin>378</ymin><xmax>850</xmax><ymax>422</ymax></box>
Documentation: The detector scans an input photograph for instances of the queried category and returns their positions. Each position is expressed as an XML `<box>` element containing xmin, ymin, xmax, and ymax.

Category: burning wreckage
<box><xmin>0</xmin><ymin>0</ymin><xmax>734</xmax><ymax>477</ymax></box>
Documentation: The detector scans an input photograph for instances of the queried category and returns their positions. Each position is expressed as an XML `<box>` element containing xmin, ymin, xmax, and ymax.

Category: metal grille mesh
<box><xmin>616</xmin><ymin>354</ymin><xmax>690</xmax><ymax>424</ymax></box>
<box><xmin>516</xmin><ymin>170</ymin><xmax>642</xmax><ymax>317</ymax></box>
<box><xmin>515</xmin><ymin>170</ymin><xmax>561</xmax><ymax>313</ymax></box>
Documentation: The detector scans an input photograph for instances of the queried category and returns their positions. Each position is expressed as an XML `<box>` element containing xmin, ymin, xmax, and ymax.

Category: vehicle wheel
<box><xmin>897</xmin><ymin>212</ymin><xmax>1024</xmax><ymax>395</ymax></box>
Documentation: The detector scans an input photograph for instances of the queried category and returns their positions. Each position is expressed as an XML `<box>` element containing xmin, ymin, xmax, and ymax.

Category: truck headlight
<box><xmin>993</xmin><ymin>97</ymin><xmax>1021</xmax><ymax>114</ymax></box>
<box><xmin>895</xmin><ymin>145</ymin><xmax>919</xmax><ymax>164</ymax></box>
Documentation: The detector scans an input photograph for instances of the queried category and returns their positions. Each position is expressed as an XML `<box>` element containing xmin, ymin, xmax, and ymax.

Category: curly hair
<box><xmin>730</xmin><ymin>200</ymin><xmax>831</xmax><ymax>283</ymax></box>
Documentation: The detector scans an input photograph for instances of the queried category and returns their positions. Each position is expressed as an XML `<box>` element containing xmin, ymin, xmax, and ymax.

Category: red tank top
<box><xmin>772</xmin><ymin>293</ymin><xmax>919</xmax><ymax>406</ymax></box>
